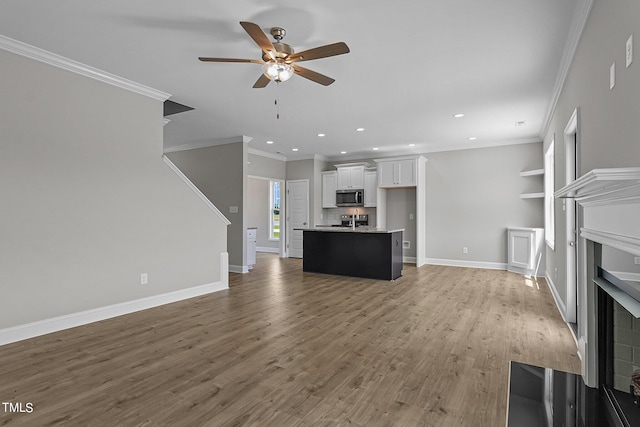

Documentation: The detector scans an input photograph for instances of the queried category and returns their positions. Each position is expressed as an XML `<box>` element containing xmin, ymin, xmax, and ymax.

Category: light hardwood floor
<box><xmin>0</xmin><ymin>254</ymin><xmax>580</xmax><ymax>426</ymax></box>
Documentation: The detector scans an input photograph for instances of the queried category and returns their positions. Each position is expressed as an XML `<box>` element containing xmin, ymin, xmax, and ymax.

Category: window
<box><xmin>544</xmin><ymin>139</ymin><xmax>555</xmax><ymax>249</ymax></box>
<box><xmin>269</xmin><ymin>181</ymin><xmax>281</xmax><ymax>240</ymax></box>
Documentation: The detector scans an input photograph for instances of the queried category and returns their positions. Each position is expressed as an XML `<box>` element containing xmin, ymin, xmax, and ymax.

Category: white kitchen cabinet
<box><xmin>364</xmin><ymin>170</ymin><xmax>377</xmax><ymax>207</ymax></box>
<box><xmin>247</xmin><ymin>227</ymin><xmax>257</xmax><ymax>269</ymax></box>
<box><xmin>322</xmin><ymin>171</ymin><xmax>338</xmax><ymax>208</ymax></box>
<box><xmin>507</xmin><ymin>227</ymin><xmax>544</xmax><ymax>277</ymax></box>
<box><xmin>377</xmin><ymin>158</ymin><xmax>417</xmax><ymax>188</ymax></box>
<box><xmin>336</xmin><ymin>165</ymin><xmax>365</xmax><ymax>190</ymax></box>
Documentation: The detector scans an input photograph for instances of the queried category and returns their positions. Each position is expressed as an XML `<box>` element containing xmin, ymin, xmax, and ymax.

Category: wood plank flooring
<box><xmin>0</xmin><ymin>254</ymin><xmax>580</xmax><ymax>426</ymax></box>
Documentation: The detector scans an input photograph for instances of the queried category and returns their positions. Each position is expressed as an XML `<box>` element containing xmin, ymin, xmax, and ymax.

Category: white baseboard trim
<box><xmin>229</xmin><ymin>265</ymin><xmax>249</xmax><ymax>274</ymax></box>
<box><xmin>257</xmin><ymin>247</ymin><xmax>280</xmax><ymax>253</ymax></box>
<box><xmin>424</xmin><ymin>258</ymin><xmax>507</xmax><ymax>270</ymax></box>
<box><xmin>0</xmin><ymin>281</ymin><xmax>227</xmax><ymax>346</ymax></box>
<box><xmin>545</xmin><ymin>273</ymin><xmax>568</xmax><ymax>323</ymax></box>
<box><xmin>403</xmin><ymin>256</ymin><xmax>417</xmax><ymax>264</ymax></box>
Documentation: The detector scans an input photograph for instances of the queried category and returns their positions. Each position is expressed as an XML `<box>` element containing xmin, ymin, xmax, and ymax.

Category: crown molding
<box><xmin>540</xmin><ymin>0</ymin><xmax>595</xmax><ymax>138</ymax></box>
<box><xmin>0</xmin><ymin>34</ymin><xmax>170</xmax><ymax>101</ymax></box>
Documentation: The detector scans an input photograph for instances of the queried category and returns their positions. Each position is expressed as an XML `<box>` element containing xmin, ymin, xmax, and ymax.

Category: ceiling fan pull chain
<box><xmin>275</xmin><ymin>82</ymin><xmax>280</xmax><ymax>119</ymax></box>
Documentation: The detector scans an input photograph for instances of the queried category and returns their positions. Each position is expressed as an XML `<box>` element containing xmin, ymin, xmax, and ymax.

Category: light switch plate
<box><xmin>229</xmin><ymin>206</ymin><xmax>239</xmax><ymax>213</ymax></box>
<box><xmin>610</xmin><ymin>62</ymin><xmax>616</xmax><ymax>90</ymax></box>
<box><xmin>627</xmin><ymin>34</ymin><xmax>633</xmax><ymax>68</ymax></box>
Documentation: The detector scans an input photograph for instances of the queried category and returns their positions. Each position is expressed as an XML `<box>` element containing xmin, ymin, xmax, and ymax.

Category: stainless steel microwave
<box><xmin>336</xmin><ymin>189</ymin><xmax>364</xmax><ymax>207</ymax></box>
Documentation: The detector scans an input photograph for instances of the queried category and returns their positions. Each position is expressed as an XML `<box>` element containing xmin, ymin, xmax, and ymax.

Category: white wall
<box><xmin>0</xmin><ymin>48</ymin><xmax>228</xmax><ymax>330</ymax></box>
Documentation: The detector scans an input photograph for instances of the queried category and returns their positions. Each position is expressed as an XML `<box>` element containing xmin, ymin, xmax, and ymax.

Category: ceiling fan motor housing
<box><xmin>262</xmin><ymin>42</ymin><xmax>294</xmax><ymax>61</ymax></box>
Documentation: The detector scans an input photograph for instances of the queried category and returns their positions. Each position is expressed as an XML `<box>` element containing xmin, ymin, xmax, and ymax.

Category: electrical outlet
<box><xmin>463</xmin><ymin>247</ymin><xmax>468</xmax><ymax>254</ymax></box>
<box><xmin>140</xmin><ymin>273</ymin><xmax>148</xmax><ymax>285</ymax></box>
<box><xmin>403</xmin><ymin>241</ymin><xmax>410</xmax><ymax>249</ymax></box>
<box><xmin>635</xmin><ymin>257</ymin><xmax>640</xmax><ymax>265</ymax></box>
<box><xmin>409</xmin><ymin>213</ymin><xmax>414</xmax><ymax>220</ymax></box>
<box><xmin>627</xmin><ymin>34</ymin><xmax>633</xmax><ymax>68</ymax></box>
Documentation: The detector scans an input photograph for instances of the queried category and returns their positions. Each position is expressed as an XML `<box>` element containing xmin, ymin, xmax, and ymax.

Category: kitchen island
<box><xmin>302</xmin><ymin>228</ymin><xmax>403</xmax><ymax>280</ymax></box>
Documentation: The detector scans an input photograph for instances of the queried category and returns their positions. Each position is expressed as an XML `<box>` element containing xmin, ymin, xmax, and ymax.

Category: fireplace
<box><xmin>554</xmin><ymin>168</ymin><xmax>640</xmax><ymax>427</ymax></box>
<box><xmin>595</xmin><ymin>252</ymin><xmax>640</xmax><ymax>426</ymax></box>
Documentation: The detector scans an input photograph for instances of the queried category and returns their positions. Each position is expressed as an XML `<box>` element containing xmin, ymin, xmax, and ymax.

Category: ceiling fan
<box><xmin>199</xmin><ymin>21</ymin><xmax>350</xmax><ymax>88</ymax></box>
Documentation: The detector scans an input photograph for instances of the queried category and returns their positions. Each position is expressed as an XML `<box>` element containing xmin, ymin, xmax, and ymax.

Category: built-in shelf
<box><xmin>520</xmin><ymin>168</ymin><xmax>544</xmax><ymax>199</ymax></box>
<box><xmin>520</xmin><ymin>169</ymin><xmax>544</xmax><ymax>177</ymax></box>
<box><xmin>520</xmin><ymin>192</ymin><xmax>544</xmax><ymax>199</ymax></box>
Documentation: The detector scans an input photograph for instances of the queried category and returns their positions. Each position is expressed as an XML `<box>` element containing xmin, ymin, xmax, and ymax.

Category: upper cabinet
<box><xmin>336</xmin><ymin>165</ymin><xmax>365</xmax><ymax>190</ymax></box>
<box><xmin>377</xmin><ymin>158</ymin><xmax>417</xmax><ymax>188</ymax></box>
<box><xmin>364</xmin><ymin>170</ymin><xmax>377</xmax><ymax>207</ymax></box>
<box><xmin>322</xmin><ymin>171</ymin><xmax>338</xmax><ymax>208</ymax></box>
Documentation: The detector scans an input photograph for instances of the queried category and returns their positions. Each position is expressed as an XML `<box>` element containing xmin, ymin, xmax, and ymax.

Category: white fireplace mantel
<box><xmin>556</xmin><ymin>167</ymin><xmax>640</xmax><ymax>256</ymax></box>
<box><xmin>555</xmin><ymin>167</ymin><xmax>640</xmax><ymax>387</ymax></box>
<box><xmin>555</xmin><ymin>167</ymin><xmax>640</xmax><ymax>205</ymax></box>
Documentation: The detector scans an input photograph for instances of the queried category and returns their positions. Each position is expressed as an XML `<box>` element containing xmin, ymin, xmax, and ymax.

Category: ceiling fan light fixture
<box><xmin>263</xmin><ymin>60</ymin><xmax>293</xmax><ymax>82</ymax></box>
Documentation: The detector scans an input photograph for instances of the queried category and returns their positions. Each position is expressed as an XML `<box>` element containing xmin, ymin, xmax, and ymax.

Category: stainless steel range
<box><xmin>337</xmin><ymin>214</ymin><xmax>368</xmax><ymax>228</ymax></box>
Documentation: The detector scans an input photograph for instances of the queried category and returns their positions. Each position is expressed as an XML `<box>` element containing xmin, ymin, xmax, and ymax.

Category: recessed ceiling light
<box><xmin>469</xmin><ymin>137</ymin><xmax>477</xmax><ymax>141</ymax></box>
<box><xmin>341</xmin><ymin>151</ymin><xmax>347</xmax><ymax>154</ymax></box>
<box><xmin>292</xmin><ymin>148</ymin><xmax>299</xmax><ymax>152</ymax></box>
<box><xmin>266</xmin><ymin>140</ymin><xmax>274</xmax><ymax>144</ymax></box>
<box><xmin>372</xmin><ymin>147</ymin><xmax>379</xmax><ymax>151</ymax></box>
<box><xmin>409</xmin><ymin>144</ymin><xmax>415</xmax><ymax>147</ymax></box>
<box><xmin>453</xmin><ymin>113</ymin><xmax>465</xmax><ymax>118</ymax></box>
<box><xmin>317</xmin><ymin>133</ymin><xmax>325</xmax><ymax>137</ymax></box>
<box><xmin>356</xmin><ymin>128</ymin><xmax>365</xmax><ymax>132</ymax></box>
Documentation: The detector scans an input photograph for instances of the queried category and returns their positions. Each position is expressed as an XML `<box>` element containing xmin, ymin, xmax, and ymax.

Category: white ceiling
<box><xmin>0</xmin><ymin>0</ymin><xmax>581</xmax><ymax>161</ymax></box>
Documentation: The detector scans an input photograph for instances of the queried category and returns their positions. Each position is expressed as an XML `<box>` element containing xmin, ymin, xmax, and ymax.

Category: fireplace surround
<box><xmin>555</xmin><ymin>168</ymin><xmax>640</xmax><ymax>426</ymax></box>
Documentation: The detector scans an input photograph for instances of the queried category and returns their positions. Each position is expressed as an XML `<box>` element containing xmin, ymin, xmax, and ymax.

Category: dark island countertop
<box><xmin>296</xmin><ymin>227</ymin><xmax>404</xmax><ymax>234</ymax></box>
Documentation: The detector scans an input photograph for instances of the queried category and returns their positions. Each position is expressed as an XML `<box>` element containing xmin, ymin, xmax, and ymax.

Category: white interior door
<box><xmin>286</xmin><ymin>180</ymin><xmax>309</xmax><ymax>258</ymax></box>
<box><xmin>564</xmin><ymin>110</ymin><xmax>579</xmax><ymax>325</ymax></box>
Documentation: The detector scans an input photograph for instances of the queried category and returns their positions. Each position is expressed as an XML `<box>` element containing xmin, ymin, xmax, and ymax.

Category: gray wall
<box><xmin>425</xmin><ymin>143</ymin><xmax>544</xmax><ymax>264</ymax></box>
<box><xmin>248</xmin><ymin>151</ymin><xmax>286</xmax><ymax>180</ymax></box>
<box><xmin>167</xmin><ymin>142</ymin><xmax>246</xmax><ymax>269</ymax></box>
<box><xmin>386</xmin><ymin>188</ymin><xmax>417</xmax><ymax>259</ymax></box>
<box><xmin>543</xmin><ymin>0</ymin><xmax>640</xmax><ymax>305</ymax></box>
<box><xmin>0</xmin><ymin>49</ymin><xmax>228</xmax><ymax>329</ymax></box>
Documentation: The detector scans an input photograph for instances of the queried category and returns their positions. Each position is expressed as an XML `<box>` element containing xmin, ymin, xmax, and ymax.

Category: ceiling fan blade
<box><xmin>253</xmin><ymin>74</ymin><xmax>271</xmax><ymax>88</ymax></box>
<box><xmin>239</xmin><ymin>21</ymin><xmax>276</xmax><ymax>60</ymax></box>
<box><xmin>198</xmin><ymin>57</ymin><xmax>263</xmax><ymax>64</ymax></box>
<box><xmin>287</xmin><ymin>42</ymin><xmax>350</xmax><ymax>63</ymax></box>
<box><xmin>292</xmin><ymin>65</ymin><xmax>335</xmax><ymax>86</ymax></box>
